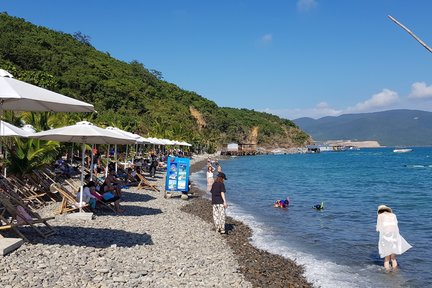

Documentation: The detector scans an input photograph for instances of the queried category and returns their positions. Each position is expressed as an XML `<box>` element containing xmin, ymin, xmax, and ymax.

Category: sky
<box><xmin>2</xmin><ymin>0</ymin><xmax>432</xmax><ymax>119</ymax></box>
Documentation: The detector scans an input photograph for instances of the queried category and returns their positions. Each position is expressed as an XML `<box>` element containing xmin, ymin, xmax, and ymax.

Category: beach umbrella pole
<box><xmin>79</xmin><ymin>142</ymin><xmax>85</xmax><ymax>213</ymax></box>
<box><xmin>125</xmin><ymin>145</ymin><xmax>129</xmax><ymax>167</ymax></box>
<box><xmin>105</xmin><ymin>144</ymin><xmax>110</xmax><ymax>177</ymax></box>
<box><xmin>90</xmin><ymin>144</ymin><xmax>94</xmax><ymax>180</ymax></box>
<box><xmin>115</xmin><ymin>144</ymin><xmax>118</xmax><ymax>173</ymax></box>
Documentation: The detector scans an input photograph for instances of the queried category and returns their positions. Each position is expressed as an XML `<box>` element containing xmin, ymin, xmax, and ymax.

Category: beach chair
<box><xmin>0</xmin><ymin>176</ymin><xmax>48</xmax><ymax>208</ymax></box>
<box><xmin>136</xmin><ymin>173</ymin><xmax>160</xmax><ymax>192</ymax></box>
<box><xmin>0</xmin><ymin>190</ymin><xmax>55</xmax><ymax>242</ymax></box>
<box><xmin>91</xmin><ymin>191</ymin><xmax>117</xmax><ymax>213</ymax></box>
<box><xmin>49</xmin><ymin>183</ymin><xmax>91</xmax><ymax>215</ymax></box>
<box><xmin>26</xmin><ymin>170</ymin><xmax>61</xmax><ymax>202</ymax></box>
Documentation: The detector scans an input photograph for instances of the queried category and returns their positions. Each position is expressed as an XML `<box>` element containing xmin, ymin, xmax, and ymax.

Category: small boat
<box><xmin>393</xmin><ymin>148</ymin><xmax>413</xmax><ymax>153</ymax></box>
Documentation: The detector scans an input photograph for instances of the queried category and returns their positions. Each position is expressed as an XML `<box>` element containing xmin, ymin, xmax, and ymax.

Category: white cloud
<box><xmin>263</xmin><ymin>102</ymin><xmax>341</xmax><ymax>120</ymax></box>
<box><xmin>297</xmin><ymin>0</ymin><xmax>318</xmax><ymax>11</ymax></box>
<box><xmin>261</xmin><ymin>33</ymin><xmax>273</xmax><ymax>44</ymax></box>
<box><xmin>262</xmin><ymin>83</ymin><xmax>432</xmax><ymax>120</ymax></box>
<box><xmin>409</xmin><ymin>82</ymin><xmax>432</xmax><ymax>99</ymax></box>
<box><xmin>347</xmin><ymin>89</ymin><xmax>400</xmax><ymax>112</ymax></box>
<box><xmin>262</xmin><ymin>89</ymin><xmax>400</xmax><ymax>119</ymax></box>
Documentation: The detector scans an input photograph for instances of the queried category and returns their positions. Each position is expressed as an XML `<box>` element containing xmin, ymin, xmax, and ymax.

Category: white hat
<box><xmin>377</xmin><ymin>205</ymin><xmax>392</xmax><ymax>215</ymax></box>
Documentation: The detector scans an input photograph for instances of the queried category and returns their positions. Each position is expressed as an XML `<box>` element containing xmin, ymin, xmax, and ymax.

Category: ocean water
<box><xmin>190</xmin><ymin>148</ymin><xmax>432</xmax><ymax>288</ymax></box>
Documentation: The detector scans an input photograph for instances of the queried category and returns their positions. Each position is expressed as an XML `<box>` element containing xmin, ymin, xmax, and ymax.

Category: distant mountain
<box><xmin>293</xmin><ymin>109</ymin><xmax>432</xmax><ymax>146</ymax></box>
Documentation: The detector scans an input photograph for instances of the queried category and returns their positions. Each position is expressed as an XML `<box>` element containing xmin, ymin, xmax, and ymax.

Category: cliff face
<box><xmin>0</xmin><ymin>13</ymin><xmax>311</xmax><ymax>149</ymax></box>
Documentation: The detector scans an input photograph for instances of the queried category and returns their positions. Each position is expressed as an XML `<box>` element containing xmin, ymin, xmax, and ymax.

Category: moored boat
<box><xmin>393</xmin><ymin>148</ymin><xmax>413</xmax><ymax>153</ymax></box>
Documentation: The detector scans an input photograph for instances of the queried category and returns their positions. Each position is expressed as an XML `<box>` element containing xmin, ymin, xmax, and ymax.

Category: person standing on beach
<box><xmin>206</xmin><ymin>165</ymin><xmax>214</xmax><ymax>191</ymax></box>
<box><xmin>376</xmin><ymin>205</ymin><xmax>412</xmax><ymax>271</ymax></box>
<box><xmin>210</xmin><ymin>172</ymin><xmax>228</xmax><ymax>234</ymax></box>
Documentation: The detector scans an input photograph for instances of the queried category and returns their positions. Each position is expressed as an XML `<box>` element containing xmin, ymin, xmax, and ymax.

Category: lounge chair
<box><xmin>136</xmin><ymin>173</ymin><xmax>160</xmax><ymax>192</ymax></box>
<box><xmin>0</xmin><ymin>190</ymin><xmax>55</xmax><ymax>242</ymax></box>
<box><xmin>49</xmin><ymin>183</ymin><xmax>91</xmax><ymax>215</ymax></box>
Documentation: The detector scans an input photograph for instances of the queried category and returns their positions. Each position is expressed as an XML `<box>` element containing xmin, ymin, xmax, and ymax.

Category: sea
<box><xmin>190</xmin><ymin>147</ymin><xmax>432</xmax><ymax>288</ymax></box>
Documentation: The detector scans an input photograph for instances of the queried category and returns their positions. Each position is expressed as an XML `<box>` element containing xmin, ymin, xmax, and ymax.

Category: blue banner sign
<box><xmin>165</xmin><ymin>157</ymin><xmax>190</xmax><ymax>192</ymax></box>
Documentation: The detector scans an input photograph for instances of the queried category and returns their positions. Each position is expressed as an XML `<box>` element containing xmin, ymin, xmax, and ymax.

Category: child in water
<box><xmin>274</xmin><ymin>197</ymin><xmax>290</xmax><ymax>208</ymax></box>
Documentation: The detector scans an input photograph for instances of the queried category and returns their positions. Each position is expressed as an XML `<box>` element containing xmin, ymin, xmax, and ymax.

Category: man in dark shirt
<box><xmin>210</xmin><ymin>172</ymin><xmax>228</xmax><ymax>234</ymax></box>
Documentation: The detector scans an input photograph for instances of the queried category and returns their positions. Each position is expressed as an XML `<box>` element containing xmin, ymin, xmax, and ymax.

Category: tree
<box><xmin>5</xmin><ymin>138</ymin><xmax>59</xmax><ymax>176</ymax></box>
<box><xmin>73</xmin><ymin>31</ymin><xmax>92</xmax><ymax>46</ymax></box>
<box><xmin>149</xmin><ymin>69</ymin><xmax>163</xmax><ymax>80</ymax></box>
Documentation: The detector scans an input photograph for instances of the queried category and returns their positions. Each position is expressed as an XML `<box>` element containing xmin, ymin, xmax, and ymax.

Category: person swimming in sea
<box><xmin>274</xmin><ymin>197</ymin><xmax>290</xmax><ymax>208</ymax></box>
<box><xmin>314</xmin><ymin>202</ymin><xmax>324</xmax><ymax>210</ymax></box>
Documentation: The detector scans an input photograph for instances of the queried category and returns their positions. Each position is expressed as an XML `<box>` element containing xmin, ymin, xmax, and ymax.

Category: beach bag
<box><xmin>102</xmin><ymin>192</ymin><xmax>115</xmax><ymax>201</ymax></box>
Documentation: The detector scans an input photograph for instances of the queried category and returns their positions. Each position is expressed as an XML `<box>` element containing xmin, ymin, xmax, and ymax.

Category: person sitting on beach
<box><xmin>90</xmin><ymin>181</ymin><xmax>123</xmax><ymax>213</ymax></box>
<box><xmin>101</xmin><ymin>169</ymin><xmax>124</xmax><ymax>197</ymax></box>
<box><xmin>76</xmin><ymin>181</ymin><xmax>97</xmax><ymax>210</ymax></box>
<box><xmin>125</xmin><ymin>168</ymin><xmax>139</xmax><ymax>185</ymax></box>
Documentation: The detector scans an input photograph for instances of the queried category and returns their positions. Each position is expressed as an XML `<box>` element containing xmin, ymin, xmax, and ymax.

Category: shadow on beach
<box><xmin>11</xmin><ymin>226</ymin><xmax>153</xmax><ymax>248</ymax></box>
<box><xmin>121</xmin><ymin>191</ymin><xmax>156</xmax><ymax>203</ymax></box>
<box><xmin>94</xmin><ymin>205</ymin><xmax>163</xmax><ymax>217</ymax></box>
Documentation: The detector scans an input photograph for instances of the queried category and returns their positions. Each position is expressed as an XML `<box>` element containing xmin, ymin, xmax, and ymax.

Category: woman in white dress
<box><xmin>206</xmin><ymin>165</ymin><xmax>214</xmax><ymax>191</ymax></box>
<box><xmin>376</xmin><ymin>205</ymin><xmax>412</xmax><ymax>271</ymax></box>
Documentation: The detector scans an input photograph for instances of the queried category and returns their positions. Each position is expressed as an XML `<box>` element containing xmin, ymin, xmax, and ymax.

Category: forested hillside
<box><xmin>0</xmin><ymin>13</ymin><xmax>311</xmax><ymax>151</ymax></box>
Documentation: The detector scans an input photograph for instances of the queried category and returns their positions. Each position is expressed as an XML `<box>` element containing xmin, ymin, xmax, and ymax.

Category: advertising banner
<box><xmin>165</xmin><ymin>156</ymin><xmax>190</xmax><ymax>192</ymax></box>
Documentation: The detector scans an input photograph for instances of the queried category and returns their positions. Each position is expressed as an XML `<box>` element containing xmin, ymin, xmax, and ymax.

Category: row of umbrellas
<box><xmin>0</xmin><ymin>68</ymin><xmax>190</xmax><ymax>212</ymax></box>
<box><xmin>1</xmin><ymin>120</ymin><xmax>192</xmax><ymax>147</ymax></box>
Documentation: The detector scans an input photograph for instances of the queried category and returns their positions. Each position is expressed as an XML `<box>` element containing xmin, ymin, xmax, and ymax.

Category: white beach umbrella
<box><xmin>0</xmin><ymin>69</ymin><xmax>94</xmax><ymax>113</ymax></box>
<box><xmin>0</xmin><ymin>120</ymin><xmax>35</xmax><ymax>176</ymax></box>
<box><xmin>136</xmin><ymin>136</ymin><xmax>151</xmax><ymax>144</ymax></box>
<box><xmin>176</xmin><ymin>141</ymin><xmax>192</xmax><ymax>147</ymax></box>
<box><xmin>0</xmin><ymin>120</ymin><xmax>33</xmax><ymax>137</ymax></box>
<box><xmin>29</xmin><ymin>121</ymin><xmax>135</xmax><ymax>212</ymax></box>
<box><xmin>21</xmin><ymin>124</ymin><xmax>36</xmax><ymax>134</ymax></box>
<box><xmin>0</xmin><ymin>69</ymin><xmax>94</xmax><ymax>178</ymax></box>
<box><xmin>105</xmin><ymin>127</ymin><xmax>141</xmax><ymax>173</ymax></box>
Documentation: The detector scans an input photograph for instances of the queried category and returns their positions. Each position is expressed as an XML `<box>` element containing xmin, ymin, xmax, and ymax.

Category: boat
<box><xmin>393</xmin><ymin>148</ymin><xmax>413</xmax><ymax>153</ymax></box>
<box><xmin>306</xmin><ymin>144</ymin><xmax>347</xmax><ymax>153</ymax></box>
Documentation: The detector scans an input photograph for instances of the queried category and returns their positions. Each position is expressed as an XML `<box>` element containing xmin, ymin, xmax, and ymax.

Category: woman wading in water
<box><xmin>376</xmin><ymin>205</ymin><xmax>412</xmax><ymax>271</ymax></box>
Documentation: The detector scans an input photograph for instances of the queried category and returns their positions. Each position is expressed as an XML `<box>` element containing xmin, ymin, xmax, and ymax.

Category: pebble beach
<box><xmin>0</xmin><ymin>155</ymin><xmax>312</xmax><ymax>287</ymax></box>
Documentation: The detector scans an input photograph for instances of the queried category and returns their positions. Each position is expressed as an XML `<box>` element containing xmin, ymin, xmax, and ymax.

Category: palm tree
<box><xmin>5</xmin><ymin>137</ymin><xmax>59</xmax><ymax>176</ymax></box>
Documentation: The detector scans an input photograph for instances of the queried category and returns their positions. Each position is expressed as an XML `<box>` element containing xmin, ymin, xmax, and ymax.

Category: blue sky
<box><xmin>2</xmin><ymin>0</ymin><xmax>432</xmax><ymax>119</ymax></box>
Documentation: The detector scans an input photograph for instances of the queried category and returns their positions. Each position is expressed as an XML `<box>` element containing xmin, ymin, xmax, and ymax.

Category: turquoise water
<box><xmin>191</xmin><ymin>148</ymin><xmax>432</xmax><ymax>287</ymax></box>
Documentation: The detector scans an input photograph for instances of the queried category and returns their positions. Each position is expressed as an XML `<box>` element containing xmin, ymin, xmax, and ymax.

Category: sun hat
<box><xmin>217</xmin><ymin>172</ymin><xmax>227</xmax><ymax>180</ymax></box>
<box><xmin>377</xmin><ymin>205</ymin><xmax>392</xmax><ymax>215</ymax></box>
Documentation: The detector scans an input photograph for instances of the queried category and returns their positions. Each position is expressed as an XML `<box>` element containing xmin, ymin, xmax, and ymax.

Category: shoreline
<box><xmin>0</xmin><ymin>159</ymin><xmax>252</xmax><ymax>287</ymax></box>
<box><xmin>183</xmin><ymin>157</ymin><xmax>313</xmax><ymax>288</ymax></box>
<box><xmin>0</xmin><ymin>155</ymin><xmax>311</xmax><ymax>287</ymax></box>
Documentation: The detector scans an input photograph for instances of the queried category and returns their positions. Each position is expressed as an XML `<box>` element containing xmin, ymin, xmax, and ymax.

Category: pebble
<box><xmin>0</xmin><ymin>156</ymin><xmax>252</xmax><ymax>287</ymax></box>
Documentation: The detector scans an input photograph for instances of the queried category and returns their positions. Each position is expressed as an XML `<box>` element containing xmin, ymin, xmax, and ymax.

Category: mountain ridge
<box><xmin>293</xmin><ymin>109</ymin><xmax>432</xmax><ymax>146</ymax></box>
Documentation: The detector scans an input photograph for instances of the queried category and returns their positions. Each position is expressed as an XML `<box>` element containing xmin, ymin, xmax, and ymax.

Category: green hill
<box><xmin>0</xmin><ymin>13</ymin><xmax>310</xmax><ymax>151</ymax></box>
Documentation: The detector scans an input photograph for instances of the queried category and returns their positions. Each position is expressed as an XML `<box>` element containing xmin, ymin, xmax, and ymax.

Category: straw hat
<box><xmin>377</xmin><ymin>205</ymin><xmax>392</xmax><ymax>215</ymax></box>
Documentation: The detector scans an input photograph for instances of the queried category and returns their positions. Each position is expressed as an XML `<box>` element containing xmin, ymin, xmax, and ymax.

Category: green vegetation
<box><xmin>0</xmin><ymin>13</ymin><xmax>311</xmax><ymax>152</ymax></box>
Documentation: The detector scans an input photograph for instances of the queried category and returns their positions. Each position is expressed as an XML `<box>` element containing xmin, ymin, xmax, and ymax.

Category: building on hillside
<box><xmin>221</xmin><ymin>142</ymin><xmax>258</xmax><ymax>156</ymax></box>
